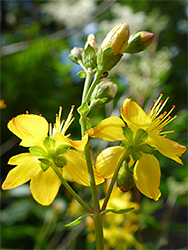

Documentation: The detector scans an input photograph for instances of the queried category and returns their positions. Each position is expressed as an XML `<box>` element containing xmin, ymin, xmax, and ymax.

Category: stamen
<box><xmin>155</xmin><ymin>97</ymin><xmax>169</xmax><ymax>116</ymax></box>
<box><xmin>159</xmin><ymin>130</ymin><xmax>176</xmax><ymax>135</ymax></box>
<box><xmin>26</xmin><ymin>111</ymin><xmax>29</xmax><ymax>114</ymax></box>
<box><xmin>49</xmin><ymin>123</ymin><xmax>52</xmax><ymax>137</ymax></box>
<box><xmin>61</xmin><ymin>105</ymin><xmax>75</xmax><ymax>135</ymax></box>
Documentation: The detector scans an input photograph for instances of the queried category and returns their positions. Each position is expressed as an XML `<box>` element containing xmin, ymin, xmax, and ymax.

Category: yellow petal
<box><xmin>96</xmin><ymin>146</ymin><xmax>126</xmax><ymax>178</ymax></box>
<box><xmin>87</xmin><ymin>117</ymin><xmax>125</xmax><ymax>141</ymax></box>
<box><xmin>8</xmin><ymin>114</ymin><xmax>48</xmax><ymax>147</ymax></box>
<box><xmin>54</xmin><ymin>133</ymin><xmax>88</xmax><ymax>151</ymax></box>
<box><xmin>2</xmin><ymin>153</ymin><xmax>41</xmax><ymax>190</ymax></box>
<box><xmin>134</xmin><ymin>154</ymin><xmax>161</xmax><ymax>201</ymax></box>
<box><xmin>121</xmin><ymin>98</ymin><xmax>151</xmax><ymax>131</ymax></box>
<box><xmin>63</xmin><ymin>150</ymin><xmax>104</xmax><ymax>186</ymax></box>
<box><xmin>30</xmin><ymin>167</ymin><xmax>61</xmax><ymax>206</ymax></box>
<box><xmin>149</xmin><ymin>134</ymin><xmax>186</xmax><ymax>165</ymax></box>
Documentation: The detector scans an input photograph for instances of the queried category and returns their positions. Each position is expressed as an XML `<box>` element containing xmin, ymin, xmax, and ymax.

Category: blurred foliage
<box><xmin>1</xmin><ymin>0</ymin><xmax>187</xmax><ymax>249</ymax></box>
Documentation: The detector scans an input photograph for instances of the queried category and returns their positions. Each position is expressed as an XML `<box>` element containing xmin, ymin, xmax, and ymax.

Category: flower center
<box><xmin>147</xmin><ymin>94</ymin><xmax>177</xmax><ymax>136</ymax></box>
<box><xmin>49</xmin><ymin>105</ymin><xmax>75</xmax><ymax>139</ymax></box>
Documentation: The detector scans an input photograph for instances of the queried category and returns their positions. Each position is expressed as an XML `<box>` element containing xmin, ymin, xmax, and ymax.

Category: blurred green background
<box><xmin>1</xmin><ymin>0</ymin><xmax>187</xmax><ymax>249</ymax></box>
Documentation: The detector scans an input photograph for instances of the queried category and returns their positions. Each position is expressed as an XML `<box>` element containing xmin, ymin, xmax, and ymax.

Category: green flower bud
<box><xmin>91</xmin><ymin>81</ymin><xmax>117</xmax><ymax>105</ymax></box>
<box><xmin>117</xmin><ymin>161</ymin><xmax>134</xmax><ymax>193</ymax></box>
<box><xmin>69</xmin><ymin>47</ymin><xmax>83</xmax><ymax>64</ymax></box>
<box><xmin>124</xmin><ymin>31</ymin><xmax>154</xmax><ymax>54</ymax></box>
<box><xmin>101</xmin><ymin>23</ymin><xmax>130</xmax><ymax>56</ymax></box>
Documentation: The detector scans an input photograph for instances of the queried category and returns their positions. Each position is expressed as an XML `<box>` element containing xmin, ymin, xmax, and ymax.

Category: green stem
<box><xmin>85</xmin><ymin>72</ymin><xmax>101</xmax><ymax>104</ymax></box>
<box><xmin>101</xmin><ymin>151</ymin><xmax>130</xmax><ymax>212</ymax></box>
<box><xmin>51</xmin><ymin>163</ymin><xmax>93</xmax><ymax>214</ymax></box>
<box><xmin>80</xmin><ymin>70</ymin><xmax>104</xmax><ymax>249</ymax></box>
<box><xmin>81</xmin><ymin>69</ymin><xmax>94</xmax><ymax>105</ymax></box>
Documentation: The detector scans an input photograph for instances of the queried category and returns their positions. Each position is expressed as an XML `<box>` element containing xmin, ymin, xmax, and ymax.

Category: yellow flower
<box><xmin>2</xmin><ymin>106</ymin><xmax>104</xmax><ymax>206</ymax></box>
<box><xmin>88</xmin><ymin>95</ymin><xmax>186</xmax><ymax>200</ymax></box>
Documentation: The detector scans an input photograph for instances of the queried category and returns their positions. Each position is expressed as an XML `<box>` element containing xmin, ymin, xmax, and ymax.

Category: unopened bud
<box><xmin>117</xmin><ymin>161</ymin><xmax>134</xmax><ymax>192</ymax></box>
<box><xmin>124</xmin><ymin>31</ymin><xmax>154</xmax><ymax>54</ymax></box>
<box><xmin>91</xmin><ymin>81</ymin><xmax>117</xmax><ymax>105</ymax></box>
<box><xmin>69</xmin><ymin>47</ymin><xmax>83</xmax><ymax>64</ymax></box>
<box><xmin>101</xmin><ymin>23</ymin><xmax>130</xmax><ymax>56</ymax></box>
<box><xmin>85</xmin><ymin>34</ymin><xmax>98</xmax><ymax>51</ymax></box>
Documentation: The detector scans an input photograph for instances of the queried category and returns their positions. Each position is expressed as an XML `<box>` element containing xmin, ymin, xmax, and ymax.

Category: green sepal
<box><xmin>64</xmin><ymin>213</ymin><xmax>91</xmax><ymax>227</ymax></box>
<box><xmin>43</xmin><ymin>137</ymin><xmax>55</xmax><ymax>151</ymax></box>
<box><xmin>38</xmin><ymin>158</ymin><xmax>51</xmax><ymax>166</ymax></box>
<box><xmin>77</xmin><ymin>71</ymin><xmax>86</xmax><ymax>79</ymax></box>
<box><xmin>138</xmin><ymin>143</ymin><xmax>155</xmax><ymax>154</ymax></box>
<box><xmin>132</xmin><ymin>151</ymin><xmax>142</xmax><ymax>161</ymax></box>
<box><xmin>101</xmin><ymin>207</ymin><xmax>134</xmax><ymax>215</ymax></box>
<box><xmin>122</xmin><ymin>127</ymin><xmax>133</xmax><ymax>142</ymax></box>
<box><xmin>40</xmin><ymin>162</ymin><xmax>50</xmax><ymax>172</ymax></box>
<box><xmin>120</xmin><ymin>140</ymin><xmax>129</xmax><ymax>149</ymax></box>
<box><xmin>77</xmin><ymin>101</ymin><xmax>90</xmax><ymax>115</ymax></box>
<box><xmin>134</xmin><ymin>128</ymin><xmax>148</xmax><ymax>144</ymax></box>
<box><xmin>97</xmin><ymin>47</ymin><xmax>122</xmax><ymax>73</ymax></box>
<box><xmin>82</xmin><ymin>44</ymin><xmax>97</xmax><ymax>69</ymax></box>
<box><xmin>29</xmin><ymin>146</ymin><xmax>46</xmax><ymax>157</ymax></box>
<box><xmin>55</xmin><ymin>156</ymin><xmax>67</xmax><ymax>168</ymax></box>
<box><xmin>55</xmin><ymin>145</ymin><xmax>70</xmax><ymax>155</ymax></box>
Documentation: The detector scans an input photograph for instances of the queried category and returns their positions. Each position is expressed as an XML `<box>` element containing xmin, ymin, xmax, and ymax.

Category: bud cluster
<box><xmin>69</xmin><ymin>23</ymin><xmax>154</xmax><ymax>75</ymax></box>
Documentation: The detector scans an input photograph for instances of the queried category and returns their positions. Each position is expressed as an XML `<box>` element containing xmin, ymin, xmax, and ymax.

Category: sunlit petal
<box><xmin>149</xmin><ymin>134</ymin><xmax>186</xmax><ymax>165</ymax></box>
<box><xmin>2</xmin><ymin>153</ymin><xmax>40</xmax><ymax>190</ymax></box>
<box><xmin>54</xmin><ymin>133</ymin><xmax>88</xmax><ymax>151</ymax></box>
<box><xmin>121</xmin><ymin>98</ymin><xmax>151</xmax><ymax>131</ymax></box>
<box><xmin>88</xmin><ymin>117</ymin><xmax>125</xmax><ymax>141</ymax></box>
<box><xmin>30</xmin><ymin>167</ymin><xmax>61</xmax><ymax>206</ymax></box>
<box><xmin>96</xmin><ymin>146</ymin><xmax>126</xmax><ymax>178</ymax></box>
<box><xmin>134</xmin><ymin>154</ymin><xmax>161</xmax><ymax>201</ymax></box>
<box><xmin>63</xmin><ymin>150</ymin><xmax>104</xmax><ymax>186</ymax></box>
<box><xmin>8</xmin><ymin>114</ymin><xmax>48</xmax><ymax>147</ymax></box>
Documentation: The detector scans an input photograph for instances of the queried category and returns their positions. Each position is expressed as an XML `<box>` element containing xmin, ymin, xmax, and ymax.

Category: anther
<box><xmin>71</xmin><ymin>105</ymin><xmax>75</xmax><ymax>108</ymax></box>
<box><xmin>160</xmin><ymin>93</ymin><xmax>163</xmax><ymax>97</ymax></box>
<box><xmin>56</xmin><ymin>114</ymin><xmax>58</xmax><ymax>117</ymax></box>
<box><xmin>26</xmin><ymin>111</ymin><xmax>29</xmax><ymax>114</ymax></box>
<box><xmin>172</xmin><ymin>105</ymin><xmax>176</xmax><ymax>108</ymax></box>
<box><xmin>39</xmin><ymin>114</ymin><xmax>42</xmax><ymax>117</ymax></box>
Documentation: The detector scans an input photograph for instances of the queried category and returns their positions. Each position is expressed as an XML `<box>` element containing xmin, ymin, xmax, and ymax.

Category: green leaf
<box><xmin>64</xmin><ymin>213</ymin><xmax>91</xmax><ymax>227</ymax></box>
<box><xmin>77</xmin><ymin>71</ymin><xmax>86</xmax><ymax>79</ymax></box>
<box><xmin>77</xmin><ymin>102</ymin><xmax>90</xmax><ymax>115</ymax></box>
<box><xmin>29</xmin><ymin>146</ymin><xmax>46</xmax><ymax>157</ymax></box>
<box><xmin>101</xmin><ymin>207</ymin><xmax>134</xmax><ymax>215</ymax></box>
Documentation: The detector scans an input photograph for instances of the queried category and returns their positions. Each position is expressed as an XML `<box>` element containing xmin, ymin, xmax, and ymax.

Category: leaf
<box><xmin>64</xmin><ymin>213</ymin><xmax>91</xmax><ymax>227</ymax></box>
<box><xmin>101</xmin><ymin>207</ymin><xmax>134</xmax><ymax>215</ymax></box>
<box><xmin>77</xmin><ymin>71</ymin><xmax>86</xmax><ymax>79</ymax></box>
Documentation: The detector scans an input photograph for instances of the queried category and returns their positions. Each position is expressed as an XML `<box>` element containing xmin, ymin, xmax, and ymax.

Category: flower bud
<box><xmin>69</xmin><ymin>47</ymin><xmax>83</xmax><ymax>64</ymax></box>
<box><xmin>124</xmin><ymin>31</ymin><xmax>154</xmax><ymax>54</ymax></box>
<box><xmin>91</xmin><ymin>81</ymin><xmax>117</xmax><ymax>105</ymax></box>
<box><xmin>101</xmin><ymin>23</ymin><xmax>130</xmax><ymax>56</ymax></box>
<box><xmin>117</xmin><ymin>162</ymin><xmax>134</xmax><ymax>193</ymax></box>
<box><xmin>85</xmin><ymin>34</ymin><xmax>98</xmax><ymax>51</ymax></box>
